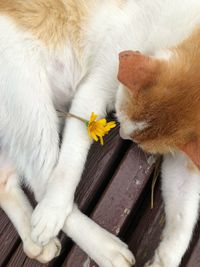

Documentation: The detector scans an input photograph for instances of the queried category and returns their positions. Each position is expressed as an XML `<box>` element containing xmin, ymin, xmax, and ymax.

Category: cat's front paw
<box><xmin>31</xmin><ymin>198</ymin><xmax>73</xmax><ymax>245</ymax></box>
<box><xmin>90</xmin><ymin>232</ymin><xmax>135</xmax><ymax>267</ymax></box>
<box><xmin>23</xmin><ymin>237</ymin><xmax>61</xmax><ymax>263</ymax></box>
<box><xmin>145</xmin><ymin>260</ymin><xmax>163</xmax><ymax>267</ymax></box>
<box><xmin>144</xmin><ymin>245</ymin><xmax>179</xmax><ymax>267</ymax></box>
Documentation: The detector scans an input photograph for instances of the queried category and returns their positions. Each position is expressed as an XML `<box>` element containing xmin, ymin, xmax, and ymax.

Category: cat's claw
<box><xmin>31</xmin><ymin>199</ymin><xmax>73</xmax><ymax>245</ymax></box>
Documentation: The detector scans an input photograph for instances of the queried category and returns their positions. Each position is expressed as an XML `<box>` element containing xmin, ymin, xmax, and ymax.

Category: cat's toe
<box><xmin>144</xmin><ymin>260</ymin><xmax>161</xmax><ymax>267</ymax></box>
<box><xmin>31</xmin><ymin>200</ymin><xmax>70</xmax><ymax>245</ymax></box>
<box><xmin>36</xmin><ymin>238</ymin><xmax>61</xmax><ymax>263</ymax></box>
<box><xmin>144</xmin><ymin>245</ymin><xmax>179</xmax><ymax>267</ymax></box>
<box><xmin>23</xmin><ymin>239</ymin><xmax>43</xmax><ymax>259</ymax></box>
<box><xmin>94</xmin><ymin>234</ymin><xmax>135</xmax><ymax>267</ymax></box>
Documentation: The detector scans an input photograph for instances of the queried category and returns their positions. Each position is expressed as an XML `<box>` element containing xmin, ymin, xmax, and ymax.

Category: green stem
<box><xmin>57</xmin><ymin>110</ymin><xmax>89</xmax><ymax>125</ymax></box>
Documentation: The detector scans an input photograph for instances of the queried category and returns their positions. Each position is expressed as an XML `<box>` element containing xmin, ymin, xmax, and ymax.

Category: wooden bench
<box><xmin>0</xmin><ymin>123</ymin><xmax>200</xmax><ymax>267</ymax></box>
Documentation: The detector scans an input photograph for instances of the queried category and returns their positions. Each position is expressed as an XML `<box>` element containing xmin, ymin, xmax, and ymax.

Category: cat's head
<box><xmin>116</xmin><ymin>49</ymin><xmax>200</xmax><ymax>168</ymax></box>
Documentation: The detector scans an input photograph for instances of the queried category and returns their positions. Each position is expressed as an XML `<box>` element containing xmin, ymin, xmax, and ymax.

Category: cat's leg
<box><xmin>0</xmin><ymin>154</ymin><xmax>61</xmax><ymax>263</ymax></box>
<box><xmin>62</xmin><ymin>205</ymin><xmax>135</xmax><ymax>267</ymax></box>
<box><xmin>31</xmin><ymin>74</ymin><xmax>117</xmax><ymax>245</ymax></box>
<box><xmin>0</xmin><ymin>37</ymin><xmax>61</xmax><ymax>246</ymax></box>
<box><xmin>145</xmin><ymin>152</ymin><xmax>200</xmax><ymax>267</ymax></box>
<box><xmin>0</xmin><ymin>37</ymin><xmax>60</xmax><ymax>196</ymax></box>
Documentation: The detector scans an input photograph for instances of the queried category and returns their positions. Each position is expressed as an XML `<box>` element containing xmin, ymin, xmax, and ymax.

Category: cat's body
<box><xmin>0</xmin><ymin>0</ymin><xmax>200</xmax><ymax>266</ymax></box>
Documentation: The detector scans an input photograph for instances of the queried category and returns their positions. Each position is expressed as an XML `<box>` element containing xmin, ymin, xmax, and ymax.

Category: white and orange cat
<box><xmin>116</xmin><ymin>27</ymin><xmax>200</xmax><ymax>267</ymax></box>
<box><xmin>0</xmin><ymin>0</ymin><xmax>200</xmax><ymax>266</ymax></box>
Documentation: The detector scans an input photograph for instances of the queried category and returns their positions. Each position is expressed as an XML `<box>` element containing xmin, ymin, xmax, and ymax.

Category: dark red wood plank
<box><xmin>184</xmin><ymin>234</ymin><xmax>200</xmax><ymax>267</ymax></box>
<box><xmin>0</xmin><ymin>220</ymin><xmax>19</xmax><ymax>266</ymax></box>
<box><xmin>180</xmin><ymin>217</ymin><xmax>200</xmax><ymax>267</ymax></box>
<box><xmin>23</xmin><ymin>258</ymin><xmax>47</xmax><ymax>267</ymax></box>
<box><xmin>127</xmin><ymin>184</ymin><xmax>164</xmax><ymax>267</ymax></box>
<box><xmin>7</xmin><ymin>244</ymin><xmax>27</xmax><ymax>267</ymax></box>
<box><xmin>63</xmin><ymin>144</ymin><xmax>156</xmax><ymax>267</ymax></box>
<box><xmin>0</xmin><ymin>209</ymin><xmax>11</xmax><ymax>234</ymax></box>
<box><xmin>184</xmin><ymin>238</ymin><xmax>200</xmax><ymax>267</ymax></box>
<box><xmin>75</xmin><ymin>125</ymin><xmax>127</xmax><ymax>211</ymax></box>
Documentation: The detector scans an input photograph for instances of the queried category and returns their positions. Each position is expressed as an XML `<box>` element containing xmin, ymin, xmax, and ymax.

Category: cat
<box><xmin>0</xmin><ymin>0</ymin><xmax>200</xmax><ymax>266</ymax></box>
<box><xmin>116</xmin><ymin>26</ymin><xmax>200</xmax><ymax>267</ymax></box>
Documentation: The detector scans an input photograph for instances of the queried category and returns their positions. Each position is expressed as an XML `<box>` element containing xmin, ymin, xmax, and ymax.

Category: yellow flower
<box><xmin>87</xmin><ymin>112</ymin><xmax>116</xmax><ymax>145</ymax></box>
<box><xmin>57</xmin><ymin>110</ymin><xmax>117</xmax><ymax>145</ymax></box>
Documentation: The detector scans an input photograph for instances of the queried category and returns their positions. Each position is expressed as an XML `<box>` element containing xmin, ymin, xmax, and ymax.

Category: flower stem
<box><xmin>57</xmin><ymin>110</ymin><xmax>89</xmax><ymax>124</ymax></box>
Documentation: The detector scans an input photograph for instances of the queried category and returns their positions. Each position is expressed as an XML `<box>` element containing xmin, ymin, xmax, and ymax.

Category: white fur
<box><xmin>0</xmin><ymin>0</ymin><xmax>200</xmax><ymax>266</ymax></box>
<box><xmin>153</xmin><ymin>49</ymin><xmax>173</xmax><ymax>61</ymax></box>
<box><xmin>116</xmin><ymin>84</ymin><xmax>148</xmax><ymax>140</ymax></box>
<box><xmin>0</xmin><ymin>153</ymin><xmax>61</xmax><ymax>262</ymax></box>
<box><xmin>146</xmin><ymin>152</ymin><xmax>200</xmax><ymax>267</ymax></box>
<box><xmin>63</xmin><ymin>205</ymin><xmax>135</xmax><ymax>267</ymax></box>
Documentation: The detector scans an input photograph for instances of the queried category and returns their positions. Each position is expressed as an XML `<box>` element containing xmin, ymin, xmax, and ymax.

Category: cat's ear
<box><xmin>118</xmin><ymin>51</ymin><xmax>158</xmax><ymax>97</ymax></box>
<box><xmin>178</xmin><ymin>137</ymin><xmax>200</xmax><ymax>169</ymax></box>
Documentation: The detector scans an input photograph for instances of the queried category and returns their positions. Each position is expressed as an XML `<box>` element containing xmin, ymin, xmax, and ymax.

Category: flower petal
<box><xmin>91</xmin><ymin>131</ymin><xmax>98</xmax><ymax>142</ymax></box>
<box><xmin>98</xmin><ymin>118</ymin><xmax>107</xmax><ymax>126</ymax></box>
<box><xmin>90</xmin><ymin>112</ymin><xmax>98</xmax><ymax>123</ymax></box>
<box><xmin>87</xmin><ymin>112</ymin><xmax>116</xmax><ymax>145</ymax></box>
<box><xmin>100</xmin><ymin>136</ymin><xmax>104</xmax><ymax>145</ymax></box>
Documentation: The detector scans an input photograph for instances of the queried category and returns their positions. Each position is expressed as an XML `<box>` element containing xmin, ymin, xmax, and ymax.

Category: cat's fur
<box><xmin>116</xmin><ymin>26</ymin><xmax>200</xmax><ymax>267</ymax></box>
<box><xmin>0</xmin><ymin>0</ymin><xmax>200</xmax><ymax>266</ymax></box>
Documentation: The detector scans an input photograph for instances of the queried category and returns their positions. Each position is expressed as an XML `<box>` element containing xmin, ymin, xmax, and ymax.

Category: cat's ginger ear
<box><xmin>118</xmin><ymin>51</ymin><xmax>158</xmax><ymax>97</ymax></box>
<box><xmin>178</xmin><ymin>137</ymin><xmax>200</xmax><ymax>169</ymax></box>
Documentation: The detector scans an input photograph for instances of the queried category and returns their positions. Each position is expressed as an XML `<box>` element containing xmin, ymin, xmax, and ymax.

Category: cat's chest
<box><xmin>46</xmin><ymin>48</ymin><xmax>83</xmax><ymax>110</ymax></box>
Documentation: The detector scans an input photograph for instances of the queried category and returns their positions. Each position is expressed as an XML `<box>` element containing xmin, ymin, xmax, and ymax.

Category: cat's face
<box><xmin>116</xmin><ymin>50</ymin><xmax>200</xmax><ymax>161</ymax></box>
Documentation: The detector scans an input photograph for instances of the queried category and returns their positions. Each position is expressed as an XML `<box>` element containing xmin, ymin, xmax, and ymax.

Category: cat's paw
<box><xmin>144</xmin><ymin>245</ymin><xmax>179</xmax><ymax>267</ymax></box>
<box><xmin>23</xmin><ymin>239</ymin><xmax>43</xmax><ymax>259</ymax></box>
<box><xmin>144</xmin><ymin>260</ymin><xmax>163</xmax><ymax>267</ymax></box>
<box><xmin>91</xmin><ymin>232</ymin><xmax>135</xmax><ymax>267</ymax></box>
<box><xmin>36</xmin><ymin>238</ymin><xmax>61</xmax><ymax>263</ymax></box>
<box><xmin>23</xmin><ymin>237</ymin><xmax>61</xmax><ymax>263</ymax></box>
<box><xmin>31</xmin><ymin>199</ymin><xmax>73</xmax><ymax>245</ymax></box>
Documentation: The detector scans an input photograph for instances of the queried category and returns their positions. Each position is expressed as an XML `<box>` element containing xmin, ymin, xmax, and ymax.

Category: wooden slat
<box><xmin>7</xmin><ymin>244</ymin><xmax>27</xmax><ymax>267</ymax></box>
<box><xmin>184</xmin><ymin>233</ymin><xmax>200</xmax><ymax>267</ymax></box>
<box><xmin>180</xmin><ymin>218</ymin><xmax>200</xmax><ymax>267</ymax></box>
<box><xmin>63</xmin><ymin>144</ymin><xmax>156</xmax><ymax>267</ymax></box>
<box><xmin>75</xmin><ymin>125</ymin><xmax>128</xmax><ymax>211</ymax></box>
<box><xmin>0</xmin><ymin>209</ymin><xmax>20</xmax><ymax>266</ymax></box>
<box><xmin>0</xmin><ymin>209</ymin><xmax>11</xmax><ymax>234</ymax></box>
<box><xmin>127</xmin><ymin>184</ymin><xmax>164</xmax><ymax>267</ymax></box>
<box><xmin>22</xmin><ymin>258</ymin><xmax>47</xmax><ymax>267</ymax></box>
<box><xmin>0</xmin><ymin>221</ymin><xmax>19</xmax><ymax>266</ymax></box>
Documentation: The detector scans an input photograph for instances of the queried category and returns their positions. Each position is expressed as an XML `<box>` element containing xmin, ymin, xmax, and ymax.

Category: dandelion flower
<box><xmin>87</xmin><ymin>112</ymin><xmax>116</xmax><ymax>145</ymax></box>
<box><xmin>57</xmin><ymin>110</ymin><xmax>116</xmax><ymax>145</ymax></box>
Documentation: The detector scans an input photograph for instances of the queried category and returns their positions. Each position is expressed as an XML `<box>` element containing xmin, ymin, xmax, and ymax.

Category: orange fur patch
<box><xmin>0</xmin><ymin>0</ymin><xmax>94</xmax><ymax>55</ymax></box>
<box><xmin>119</xmin><ymin>26</ymin><xmax>200</xmax><ymax>159</ymax></box>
